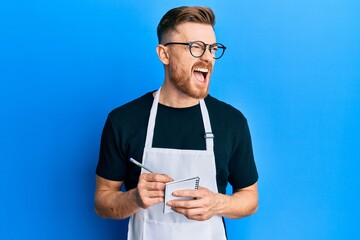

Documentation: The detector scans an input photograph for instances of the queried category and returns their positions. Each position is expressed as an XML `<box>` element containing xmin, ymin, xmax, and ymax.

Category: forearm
<box><xmin>95</xmin><ymin>173</ymin><xmax>173</xmax><ymax>219</ymax></box>
<box><xmin>215</xmin><ymin>184</ymin><xmax>258</xmax><ymax>219</ymax></box>
<box><xmin>95</xmin><ymin>188</ymin><xmax>140</xmax><ymax>220</ymax></box>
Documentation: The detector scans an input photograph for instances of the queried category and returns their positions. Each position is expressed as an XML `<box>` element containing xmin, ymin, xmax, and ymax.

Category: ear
<box><xmin>156</xmin><ymin>44</ymin><xmax>170</xmax><ymax>65</ymax></box>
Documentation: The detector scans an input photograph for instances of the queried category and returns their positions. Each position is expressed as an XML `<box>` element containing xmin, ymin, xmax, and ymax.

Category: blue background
<box><xmin>1</xmin><ymin>0</ymin><xmax>359</xmax><ymax>239</ymax></box>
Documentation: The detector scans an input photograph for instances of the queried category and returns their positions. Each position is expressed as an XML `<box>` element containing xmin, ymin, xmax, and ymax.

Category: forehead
<box><xmin>170</xmin><ymin>22</ymin><xmax>216</xmax><ymax>43</ymax></box>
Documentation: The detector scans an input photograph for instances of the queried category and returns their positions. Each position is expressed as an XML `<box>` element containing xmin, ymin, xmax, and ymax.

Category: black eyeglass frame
<box><xmin>163</xmin><ymin>41</ymin><xmax>227</xmax><ymax>59</ymax></box>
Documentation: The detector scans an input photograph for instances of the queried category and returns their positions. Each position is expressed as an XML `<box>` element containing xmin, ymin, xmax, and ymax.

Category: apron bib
<box><xmin>128</xmin><ymin>88</ymin><xmax>226</xmax><ymax>240</ymax></box>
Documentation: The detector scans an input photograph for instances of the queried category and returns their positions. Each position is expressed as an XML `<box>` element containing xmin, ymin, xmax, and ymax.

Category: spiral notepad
<box><xmin>163</xmin><ymin>176</ymin><xmax>200</xmax><ymax>214</ymax></box>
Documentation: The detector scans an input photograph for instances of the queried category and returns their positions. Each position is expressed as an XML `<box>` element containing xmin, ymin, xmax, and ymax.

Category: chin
<box><xmin>184</xmin><ymin>87</ymin><xmax>209</xmax><ymax>99</ymax></box>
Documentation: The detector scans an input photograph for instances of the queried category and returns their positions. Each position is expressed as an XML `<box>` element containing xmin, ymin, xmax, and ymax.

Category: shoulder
<box><xmin>106</xmin><ymin>91</ymin><xmax>154</xmax><ymax>131</ymax></box>
<box><xmin>108</xmin><ymin>92</ymin><xmax>154</xmax><ymax>120</ymax></box>
<box><xmin>205</xmin><ymin>95</ymin><xmax>247</xmax><ymax>127</ymax></box>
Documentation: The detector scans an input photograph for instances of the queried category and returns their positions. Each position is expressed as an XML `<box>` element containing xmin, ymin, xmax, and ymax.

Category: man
<box><xmin>95</xmin><ymin>6</ymin><xmax>258</xmax><ymax>240</ymax></box>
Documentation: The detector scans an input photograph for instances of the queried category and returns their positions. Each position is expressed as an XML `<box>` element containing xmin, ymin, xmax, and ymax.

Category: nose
<box><xmin>200</xmin><ymin>47</ymin><xmax>214</xmax><ymax>63</ymax></box>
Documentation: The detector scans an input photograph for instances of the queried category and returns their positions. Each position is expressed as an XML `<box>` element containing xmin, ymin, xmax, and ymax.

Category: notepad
<box><xmin>163</xmin><ymin>176</ymin><xmax>200</xmax><ymax>214</ymax></box>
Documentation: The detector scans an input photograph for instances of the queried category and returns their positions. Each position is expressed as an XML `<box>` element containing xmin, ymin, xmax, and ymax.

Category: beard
<box><xmin>168</xmin><ymin>62</ymin><xmax>212</xmax><ymax>99</ymax></box>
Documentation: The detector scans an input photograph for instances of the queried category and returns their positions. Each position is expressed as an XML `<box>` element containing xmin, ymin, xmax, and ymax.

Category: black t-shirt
<box><xmin>96</xmin><ymin>91</ymin><xmax>258</xmax><ymax>194</ymax></box>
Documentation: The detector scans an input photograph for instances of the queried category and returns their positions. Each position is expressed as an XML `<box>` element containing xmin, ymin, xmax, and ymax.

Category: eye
<box><xmin>191</xmin><ymin>42</ymin><xmax>204</xmax><ymax>49</ymax></box>
<box><xmin>210</xmin><ymin>44</ymin><xmax>219</xmax><ymax>52</ymax></box>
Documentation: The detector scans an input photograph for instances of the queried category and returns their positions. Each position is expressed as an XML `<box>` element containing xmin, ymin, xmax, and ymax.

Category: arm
<box><xmin>95</xmin><ymin>174</ymin><xmax>173</xmax><ymax>219</ymax></box>
<box><xmin>167</xmin><ymin>182</ymin><xmax>258</xmax><ymax>221</ymax></box>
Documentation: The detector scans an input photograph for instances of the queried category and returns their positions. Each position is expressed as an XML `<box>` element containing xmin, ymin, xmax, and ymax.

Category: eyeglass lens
<box><xmin>190</xmin><ymin>41</ymin><xmax>225</xmax><ymax>59</ymax></box>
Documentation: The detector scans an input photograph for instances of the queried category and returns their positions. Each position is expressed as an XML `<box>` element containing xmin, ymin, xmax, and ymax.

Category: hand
<box><xmin>135</xmin><ymin>173</ymin><xmax>173</xmax><ymax>209</ymax></box>
<box><xmin>167</xmin><ymin>186</ymin><xmax>224</xmax><ymax>221</ymax></box>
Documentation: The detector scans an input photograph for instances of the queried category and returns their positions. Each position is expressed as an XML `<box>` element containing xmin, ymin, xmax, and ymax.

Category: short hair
<box><xmin>157</xmin><ymin>6</ymin><xmax>216</xmax><ymax>44</ymax></box>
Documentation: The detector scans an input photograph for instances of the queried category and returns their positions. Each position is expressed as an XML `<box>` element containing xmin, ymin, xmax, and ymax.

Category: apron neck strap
<box><xmin>144</xmin><ymin>87</ymin><xmax>214</xmax><ymax>151</ymax></box>
<box><xmin>200</xmin><ymin>99</ymin><xmax>214</xmax><ymax>149</ymax></box>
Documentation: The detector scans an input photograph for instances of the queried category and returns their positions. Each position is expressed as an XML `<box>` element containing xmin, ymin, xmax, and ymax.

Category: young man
<box><xmin>95</xmin><ymin>6</ymin><xmax>258</xmax><ymax>240</ymax></box>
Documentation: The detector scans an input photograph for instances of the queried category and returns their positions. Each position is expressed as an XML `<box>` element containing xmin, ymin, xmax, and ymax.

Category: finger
<box><xmin>135</xmin><ymin>187</ymin><xmax>165</xmax><ymax>209</ymax></box>
<box><xmin>186</xmin><ymin>213</ymin><xmax>212</xmax><ymax>221</ymax></box>
<box><xmin>171</xmin><ymin>206</ymin><xmax>211</xmax><ymax>221</ymax></box>
<box><xmin>139</xmin><ymin>197</ymin><xmax>165</xmax><ymax>209</ymax></box>
<box><xmin>146</xmin><ymin>189</ymin><xmax>165</xmax><ymax>198</ymax></box>
<box><xmin>137</xmin><ymin>182</ymin><xmax>166</xmax><ymax>198</ymax></box>
<box><xmin>172</xmin><ymin>206</ymin><xmax>203</xmax><ymax>216</ymax></box>
<box><xmin>167</xmin><ymin>198</ymin><xmax>202</xmax><ymax>209</ymax></box>
<box><xmin>172</xmin><ymin>189</ymin><xmax>203</xmax><ymax>198</ymax></box>
<box><xmin>148</xmin><ymin>196</ymin><xmax>165</xmax><ymax>203</ymax></box>
<box><xmin>141</xmin><ymin>173</ymin><xmax>173</xmax><ymax>183</ymax></box>
<box><xmin>144</xmin><ymin>181</ymin><xmax>166</xmax><ymax>191</ymax></box>
<box><xmin>171</xmin><ymin>206</ymin><xmax>213</xmax><ymax>221</ymax></box>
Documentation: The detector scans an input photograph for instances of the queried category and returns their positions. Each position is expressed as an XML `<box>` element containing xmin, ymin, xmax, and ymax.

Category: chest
<box><xmin>152</xmin><ymin>105</ymin><xmax>206</xmax><ymax>150</ymax></box>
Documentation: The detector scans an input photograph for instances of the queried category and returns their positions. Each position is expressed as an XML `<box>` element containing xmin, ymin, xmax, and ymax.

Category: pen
<box><xmin>129</xmin><ymin>158</ymin><xmax>154</xmax><ymax>173</ymax></box>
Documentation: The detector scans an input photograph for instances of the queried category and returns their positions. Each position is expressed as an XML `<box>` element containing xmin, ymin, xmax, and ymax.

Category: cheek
<box><xmin>170</xmin><ymin>61</ymin><xmax>192</xmax><ymax>75</ymax></box>
<box><xmin>171</xmin><ymin>52</ymin><xmax>195</xmax><ymax>66</ymax></box>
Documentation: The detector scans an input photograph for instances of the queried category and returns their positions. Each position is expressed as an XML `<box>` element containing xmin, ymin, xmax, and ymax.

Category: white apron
<box><xmin>127</xmin><ymin>88</ymin><xmax>227</xmax><ymax>240</ymax></box>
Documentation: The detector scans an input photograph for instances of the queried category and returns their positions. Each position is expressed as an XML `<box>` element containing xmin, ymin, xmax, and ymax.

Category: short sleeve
<box><xmin>96</xmin><ymin>116</ymin><xmax>127</xmax><ymax>181</ymax></box>
<box><xmin>228</xmin><ymin>119</ymin><xmax>258</xmax><ymax>190</ymax></box>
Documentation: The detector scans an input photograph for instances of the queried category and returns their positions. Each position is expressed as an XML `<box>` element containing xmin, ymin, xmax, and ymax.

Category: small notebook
<box><xmin>163</xmin><ymin>176</ymin><xmax>200</xmax><ymax>214</ymax></box>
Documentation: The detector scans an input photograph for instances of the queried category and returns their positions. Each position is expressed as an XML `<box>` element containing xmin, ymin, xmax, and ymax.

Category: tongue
<box><xmin>194</xmin><ymin>71</ymin><xmax>205</xmax><ymax>83</ymax></box>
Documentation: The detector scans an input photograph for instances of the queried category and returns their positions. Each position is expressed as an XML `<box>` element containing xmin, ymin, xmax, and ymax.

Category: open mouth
<box><xmin>193</xmin><ymin>67</ymin><xmax>209</xmax><ymax>83</ymax></box>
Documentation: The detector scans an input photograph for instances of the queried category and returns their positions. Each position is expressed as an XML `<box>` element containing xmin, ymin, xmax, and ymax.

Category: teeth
<box><xmin>194</xmin><ymin>68</ymin><xmax>208</xmax><ymax>73</ymax></box>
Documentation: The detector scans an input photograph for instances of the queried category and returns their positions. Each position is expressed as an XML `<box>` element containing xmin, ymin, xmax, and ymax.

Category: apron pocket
<box><xmin>143</xmin><ymin>218</ymin><xmax>211</xmax><ymax>240</ymax></box>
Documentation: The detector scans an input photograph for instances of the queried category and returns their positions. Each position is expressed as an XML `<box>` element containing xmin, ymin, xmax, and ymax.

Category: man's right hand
<box><xmin>135</xmin><ymin>173</ymin><xmax>173</xmax><ymax>209</ymax></box>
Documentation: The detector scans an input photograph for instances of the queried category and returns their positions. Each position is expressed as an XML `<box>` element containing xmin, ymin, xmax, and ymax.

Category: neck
<box><xmin>155</xmin><ymin>83</ymin><xmax>200</xmax><ymax>108</ymax></box>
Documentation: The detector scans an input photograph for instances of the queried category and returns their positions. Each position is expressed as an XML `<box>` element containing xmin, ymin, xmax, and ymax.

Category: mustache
<box><xmin>192</xmin><ymin>62</ymin><xmax>212</xmax><ymax>71</ymax></box>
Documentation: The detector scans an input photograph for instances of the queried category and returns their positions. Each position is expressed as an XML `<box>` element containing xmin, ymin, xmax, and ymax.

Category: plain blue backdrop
<box><xmin>1</xmin><ymin>0</ymin><xmax>359</xmax><ymax>239</ymax></box>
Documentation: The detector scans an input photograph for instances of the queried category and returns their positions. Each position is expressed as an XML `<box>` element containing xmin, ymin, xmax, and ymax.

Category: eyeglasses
<box><xmin>164</xmin><ymin>41</ymin><xmax>227</xmax><ymax>59</ymax></box>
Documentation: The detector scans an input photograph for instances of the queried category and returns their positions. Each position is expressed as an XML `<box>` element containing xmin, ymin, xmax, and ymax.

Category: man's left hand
<box><xmin>166</xmin><ymin>186</ymin><xmax>225</xmax><ymax>221</ymax></box>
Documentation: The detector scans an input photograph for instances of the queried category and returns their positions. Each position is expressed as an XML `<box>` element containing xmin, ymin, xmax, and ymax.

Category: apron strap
<box><xmin>200</xmin><ymin>99</ymin><xmax>214</xmax><ymax>150</ymax></box>
<box><xmin>144</xmin><ymin>87</ymin><xmax>214</xmax><ymax>151</ymax></box>
<box><xmin>144</xmin><ymin>88</ymin><xmax>160</xmax><ymax>149</ymax></box>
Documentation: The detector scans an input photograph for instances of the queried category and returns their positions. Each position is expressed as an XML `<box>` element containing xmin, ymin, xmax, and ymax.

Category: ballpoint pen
<box><xmin>129</xmin><ymin>158</ymin><xmax>154</xmax><ymax>173</ymax></box>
